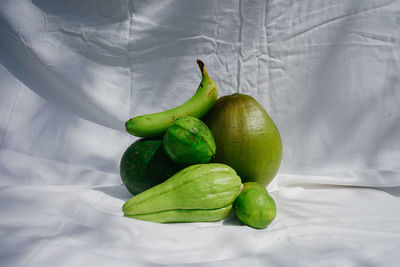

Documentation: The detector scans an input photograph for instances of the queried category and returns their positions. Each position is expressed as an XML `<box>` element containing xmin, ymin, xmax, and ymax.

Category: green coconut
<box><xmin>204</xmin><ymin>93</ymin><xmax>282</xmax><ymax>187</ymax></box>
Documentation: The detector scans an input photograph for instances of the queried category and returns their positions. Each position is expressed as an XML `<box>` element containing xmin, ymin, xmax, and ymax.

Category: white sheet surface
<box><xmin>1</xmin><ymin>0</ymin><xmax>400</xmax><ymax>266</ymax></box>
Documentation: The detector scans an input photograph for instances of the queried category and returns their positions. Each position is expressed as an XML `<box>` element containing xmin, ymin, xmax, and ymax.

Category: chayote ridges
<box><xmin>122</xmin><ymin>163</ymin><xmax>242</xmax><ymax>223</ymax></box>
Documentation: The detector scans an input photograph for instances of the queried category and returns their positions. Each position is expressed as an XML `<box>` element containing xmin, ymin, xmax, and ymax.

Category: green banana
<box><xmin>125</xmin><ymin>59</ymin><xmax>218</xmax><ymax>137</ymax></box>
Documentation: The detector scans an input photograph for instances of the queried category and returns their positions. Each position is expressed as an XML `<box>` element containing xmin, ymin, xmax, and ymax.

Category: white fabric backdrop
<box><xmin>1</xmin><ymin>0</ymin><xmax>400</xmax><ymax>266</ymax></box>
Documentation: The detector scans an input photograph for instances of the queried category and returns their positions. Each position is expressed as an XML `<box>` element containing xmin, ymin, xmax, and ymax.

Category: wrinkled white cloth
<box><xmin>1</xmin><ymin>0</ymin><xmax>400</xmax><ymax>266</ymax></box>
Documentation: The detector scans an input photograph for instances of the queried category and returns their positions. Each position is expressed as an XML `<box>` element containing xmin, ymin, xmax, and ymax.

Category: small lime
<box><xmin>234</xmin><ymin>182</ymin><xmax>276</xmax><ymax>229</ymax></box>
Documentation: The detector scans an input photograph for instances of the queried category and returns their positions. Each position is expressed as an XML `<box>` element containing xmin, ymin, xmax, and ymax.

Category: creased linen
<box><xmin>1</xmin><ymin>0</ymin><xmax>399</xmax><ymax>266</ymax></box>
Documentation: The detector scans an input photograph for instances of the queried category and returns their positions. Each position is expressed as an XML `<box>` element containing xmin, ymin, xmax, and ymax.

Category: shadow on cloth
<box><xmin>93</xmin><ymin>184</ymin><xmax>132</xmax><ymax>201</ymax></box>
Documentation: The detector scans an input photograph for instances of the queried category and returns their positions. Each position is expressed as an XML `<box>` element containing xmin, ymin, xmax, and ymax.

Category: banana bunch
<box><xmin>125</xmin><ymin>60</ymin><xmax>218</xmax><ymax>137</ymax></box>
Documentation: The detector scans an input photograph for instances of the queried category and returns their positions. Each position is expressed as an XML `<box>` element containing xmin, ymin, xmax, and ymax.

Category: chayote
<box><xmin>122</xmin><ymin>163</ymin><xmax>242</xmax><ymax>223</ymax></box>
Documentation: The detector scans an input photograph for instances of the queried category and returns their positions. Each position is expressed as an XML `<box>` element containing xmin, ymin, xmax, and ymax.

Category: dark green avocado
<box><xmin>120</xmin><ymin>138</ymin><xmax>182</xmax><ymax>195</ymax></box>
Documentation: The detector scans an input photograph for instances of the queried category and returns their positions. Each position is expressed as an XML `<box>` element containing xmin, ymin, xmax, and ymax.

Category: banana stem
<box><xmin>196</xmin><ymin>59</ymin><xmax>211</xmax><ymax>81</ymax></box>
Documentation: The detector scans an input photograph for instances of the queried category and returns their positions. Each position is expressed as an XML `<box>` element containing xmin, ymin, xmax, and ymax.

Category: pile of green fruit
<box><xmin>120</xmin><ymin>60</ymin><xmax>282</xmax><ymax>229</ymax></box>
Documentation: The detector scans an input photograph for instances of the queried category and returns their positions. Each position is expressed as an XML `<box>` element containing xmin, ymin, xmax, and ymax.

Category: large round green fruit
<box><xmin>204</xmin><ymin>93</ymin><xmax>282</xmax><ymax>187</ymax></box>
<box><xmin>120</xmin><ymin>138</ymin><xmax>182</xmax><ymax>195</ymax></box>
